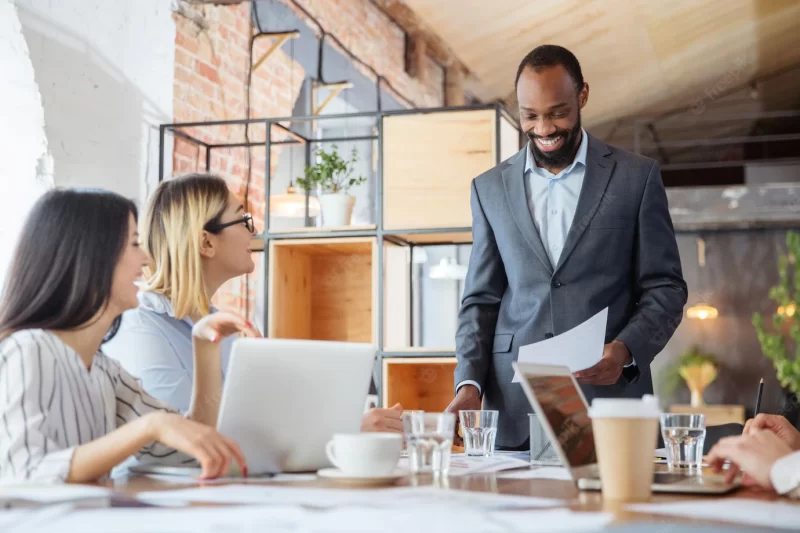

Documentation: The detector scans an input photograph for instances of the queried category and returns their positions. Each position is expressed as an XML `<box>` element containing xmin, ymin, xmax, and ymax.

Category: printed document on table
<box><xmin>627</xmin><ymin>499</ymin><xmax>800</xmax><ymax>531</ymax></box>
<box><xmin>0</xmin><ymin>483</ymin><xmax>111</xmax><ymax>503</ymax></box>
<box><xmin>18</xmin><ymin>505</ymin><xmax>613</xmax><ymax>533</ymax></box>
<box><xmin>136</xmin><ymin>484</ymin><xmax>562</xmax><ymax>509</ymax></box>
<box><xmin>512</xmin><ymin>307</ymin><xmax>607</xmax><ymax>382</ymax></box>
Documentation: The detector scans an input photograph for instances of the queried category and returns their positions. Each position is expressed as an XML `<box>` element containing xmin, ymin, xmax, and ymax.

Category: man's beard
<box><xmin>525</xmin><ymin>115</ymin><xmax>582</xmax><ymax>169</ymax></box>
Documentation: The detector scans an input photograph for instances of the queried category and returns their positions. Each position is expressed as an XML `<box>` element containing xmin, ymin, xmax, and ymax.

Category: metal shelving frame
<box><xmin>158</xmin><ymin>102</ymin><xmax>519</xmax><ymax>405</ymax></box>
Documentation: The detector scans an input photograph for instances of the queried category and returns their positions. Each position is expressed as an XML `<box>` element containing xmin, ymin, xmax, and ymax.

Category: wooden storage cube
<box><xmin>382</xmin><ymin>109</ymin><xmax>519</xmax><ymax>230</ymax></box>
<box><xmin>268</xmin><ymin>237</ymin><xmax>377</xmax><ymax>343</ymax></box>
<box><xmin>382</xmin><ymin>357</ymin><xmax>457</xmax><ymax>411</ymax></box>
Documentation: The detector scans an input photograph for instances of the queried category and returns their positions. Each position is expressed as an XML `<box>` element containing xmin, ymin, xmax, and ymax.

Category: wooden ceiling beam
<box><xmin>370</xmin><ymin>0</ymin><xmax>467</xmax><ymax>73</ymax></box>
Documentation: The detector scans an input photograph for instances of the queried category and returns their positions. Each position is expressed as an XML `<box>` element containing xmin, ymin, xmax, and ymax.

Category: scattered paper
<box><xmin>495</xmin><ymin>450</ymin><xmax>533</xmax><ymax>462</ymax></box>
<box><xmin>497</xmin><ymin>467</ymin><xmax>573</xmax><ymax>481</ymax></box>
<box><xmin>627</xmin><ymin>499</ymin><xmax>800</xmax><ymax>530</ymax></box>
<box><xmin>139</xmin><ymin>473</ymin><xmax>317</xmax><ymax>486</ymax></box>
<box><xmin>490</xmin><ymin>508</ymin><xmax>614</xmax><ymax>532</ymax></box>
<box><xmin>19</xmin><ymin>505</ymin><xmax>305</xmax><ymax>533</ymax></box>
<box><xmin>18</xmin><ymin>503</ymin><xmax>601</xmax><ymax>533</ymax></box>
<box><xmin>0</xmin><ymin>504</ymin><xmax>74</xmax><ymax>533</ymax></box>
<box><xmin>399</xmin><ymin>486</ymin><xmax>560</xmax><ymax>509</ymax></box>
<box><xmin>0</xmin><ymin>484</ymin><xmax>111</xmax><ymax>503</ymax></box>
<box><xmin>447</xmin><ymin>455</ymin><xmax>532</xmax><ymax>476</ymax></box>
<box><xmin>513</xmin><ymin>307</ymin><xmax>607</xmax><ymax>382</ymax></box>
<box><xmin>136</xmin><ymin>484</ymin><xmax>561</xmax><ymax>509</ymax></box>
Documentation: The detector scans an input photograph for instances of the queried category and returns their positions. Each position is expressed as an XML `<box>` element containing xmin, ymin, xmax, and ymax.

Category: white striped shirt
<box><xmin>0</xmin><ymin>329</ymin><xmax>195</xmax><ymax>482</ymax></box>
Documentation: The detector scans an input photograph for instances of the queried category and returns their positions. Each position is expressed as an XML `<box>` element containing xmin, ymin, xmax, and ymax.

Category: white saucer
<box><xmin>316</xmin><ymin>467</ymin><xmax>408</xmax><ymax>486</ymax></box>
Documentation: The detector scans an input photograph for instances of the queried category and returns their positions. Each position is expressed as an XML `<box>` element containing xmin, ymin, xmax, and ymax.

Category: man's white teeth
<box><xmin>538</xmin><ymin>137</ymin><xmax>560</xmax><ymax>146</ymax></box>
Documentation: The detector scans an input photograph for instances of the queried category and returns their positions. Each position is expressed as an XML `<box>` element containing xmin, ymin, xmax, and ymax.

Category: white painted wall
<box><xmin>15</xmin><ymin>0</ymin><xmax>175</xmax><ymax>206</ymax></box>
<box><xmin>0</xmin><ymin>0</ymin><xmax>53</xmax><ymax>289</ymax></box>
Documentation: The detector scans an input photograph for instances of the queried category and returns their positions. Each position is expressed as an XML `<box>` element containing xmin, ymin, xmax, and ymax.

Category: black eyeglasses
<box><xmin>205</xmin><ymin>212</ymin><xmax>255</xmax><ymax>234</ymax></box>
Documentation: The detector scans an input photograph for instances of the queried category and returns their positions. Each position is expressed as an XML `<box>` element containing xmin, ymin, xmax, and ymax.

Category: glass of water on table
<box><xmin>660</xmin><ymin>413</ymin><xmax>706</xmax><ymax>469</ymax></box>
<box><xmin>402</xmin><ymin>412</ymin><xmax>456</xmax><ymax>476</ymax></box>
<box><xmin>459</xmin><ymin>410</ymin><xmax>499</xmax><ymax>456</ymax></box>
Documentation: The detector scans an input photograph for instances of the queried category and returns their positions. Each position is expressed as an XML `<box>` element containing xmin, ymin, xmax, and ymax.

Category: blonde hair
<box><xmin>140</xmin><ymin>173</ymin><xmax>230</xmax><ymax>319</ymax></box>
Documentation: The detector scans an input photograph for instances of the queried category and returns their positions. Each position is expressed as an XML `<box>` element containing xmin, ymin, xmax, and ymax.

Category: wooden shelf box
<box><xmin>382</xmin><ymin>108</ymin><xmax>520</xmax><ymax>230</ymax></box>
<box><xmin>268</xmin><ymin>237</ymin><xmax>377</xmax><ymax>343</ymax></box>
<box><xmin>382</xmin><ymin>357</ymin><xmax>457</xmax><ymax>412</ymax></box>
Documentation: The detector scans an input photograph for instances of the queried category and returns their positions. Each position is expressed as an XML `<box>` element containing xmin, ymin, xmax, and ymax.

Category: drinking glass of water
<box><xmin>459</xmin><ymin>410</ymin><xmax>499</xmax><ymax>456</ymax></box>
<box><xmin>402</xmin><ymin>411</ymin><xmax>456</xmax><ymax>476</ymax></box>
<box><xmin>660</xmin><ymin>413</ymin><xmax>706</xmax><ymax>469</ymax></box>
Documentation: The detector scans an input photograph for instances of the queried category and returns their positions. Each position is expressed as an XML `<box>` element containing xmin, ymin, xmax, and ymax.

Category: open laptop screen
<box><xmin>525</xmin><ymin>374</ymin><xmax>596</xmax><ymax>468</ymax></box>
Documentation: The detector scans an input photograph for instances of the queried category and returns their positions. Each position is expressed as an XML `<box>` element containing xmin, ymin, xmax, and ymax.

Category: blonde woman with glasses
<box><xmin>105</xmin><ymin>173</ymin><xmax>403</xmax><ymax>434</ymax></box>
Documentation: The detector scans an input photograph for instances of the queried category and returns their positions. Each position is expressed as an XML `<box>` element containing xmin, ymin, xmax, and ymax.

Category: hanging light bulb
<box><xmin>686</xmin><ymin>303</ymin><xmax>719</xmax><ymax>320</ymax></box>
<box><xmin>269</xmin><ymin>181</ymin><xmax>320</xmax><ymax>218</ymax></box>
<box><xmin>687</xmin><ymin>237</ymin><xmax>719</xmax><ymax>320</ymax></box>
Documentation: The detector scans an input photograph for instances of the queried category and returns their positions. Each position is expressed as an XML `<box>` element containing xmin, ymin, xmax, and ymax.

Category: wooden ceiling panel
<box><xmin>404</xmin><ymin>0</ymin><xmax>800</xmax><ymax>126</ymax></box>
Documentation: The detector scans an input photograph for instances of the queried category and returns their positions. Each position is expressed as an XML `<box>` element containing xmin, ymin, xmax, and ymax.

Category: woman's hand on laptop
<box><xmin>192</xmin><ymin>311</ymin><xmax>260</xmax><ymax>343</ymax></box>
<box><xmin>707</xmin><ymin>430</ymin><xmax>793</xmax><ymax>489</ymax></box>
<box><xmin>147</xmin><ymin>412</ymin><xmax>248</xmax><ymax>479</ymax></box>
<box><xmin>361</xmin><ymin>403</ymin><xmax>404</xmax><ymax>433</ymax></box>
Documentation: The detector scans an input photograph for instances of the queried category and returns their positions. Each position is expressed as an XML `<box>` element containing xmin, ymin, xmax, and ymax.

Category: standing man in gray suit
<box><xmin>447</xmin><ymin>45</ymin><xmax>688</xmax><ymax>450</ymax></box>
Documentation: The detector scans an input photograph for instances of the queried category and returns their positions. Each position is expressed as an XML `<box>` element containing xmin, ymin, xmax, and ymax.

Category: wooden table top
<box><xmin>98</xmin><ymin>464</ymin><xmax>799</xmax><ymax>530</ymax></box>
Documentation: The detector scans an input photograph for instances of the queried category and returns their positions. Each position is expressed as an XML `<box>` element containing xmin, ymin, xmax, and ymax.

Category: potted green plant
<box><xmin>753</xmin><ymin>231</ymin><xmax>800</xmax><ymax>394</ymax></box>
<box><xmin>660</xmin><ymin>346</ymin><xmax>718</xmax><ymax>407</ymax></box>
<box><xmin>295</xmin><ymin>144</ymin><xmax>366</xmax><ymax>227</ymax></box>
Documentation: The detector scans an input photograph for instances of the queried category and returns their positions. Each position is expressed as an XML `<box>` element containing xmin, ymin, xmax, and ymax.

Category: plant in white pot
<box><xmin>295</xmin><ymin>145</ymin><xmax>366</xmax><ymax>227</ymax></box>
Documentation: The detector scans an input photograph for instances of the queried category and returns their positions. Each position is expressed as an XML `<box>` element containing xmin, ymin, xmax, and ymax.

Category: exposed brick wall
<box><xmin>171</xmin><ymin>0</ymin><xmax>444</xmax><ymax>324</ymax></box>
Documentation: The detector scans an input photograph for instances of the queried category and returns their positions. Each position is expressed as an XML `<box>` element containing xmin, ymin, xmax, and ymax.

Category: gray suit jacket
<box><xmin>454</xmin><ymin>134</ymin><xmax>688</xmax><ymax>448</ymax></box>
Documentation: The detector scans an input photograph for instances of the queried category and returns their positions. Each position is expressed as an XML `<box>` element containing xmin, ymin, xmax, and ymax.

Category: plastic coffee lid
<box><xmin>588</xmin><ymin>394</ymin><xmax>661</xmax><ymax>419</ymax></box>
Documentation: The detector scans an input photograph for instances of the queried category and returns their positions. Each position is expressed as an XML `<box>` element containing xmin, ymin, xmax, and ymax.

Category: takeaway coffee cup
<box><xmin>588</xmin><ymin>395</ymin><xmax>661</xmax><ymax>501</ymax></box>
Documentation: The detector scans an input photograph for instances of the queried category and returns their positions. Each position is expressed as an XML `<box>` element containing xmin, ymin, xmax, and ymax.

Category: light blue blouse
<box><xmin>103</xmin><ymin>291</ymin><xmax>233</xmax><ymax>414</ymax></box>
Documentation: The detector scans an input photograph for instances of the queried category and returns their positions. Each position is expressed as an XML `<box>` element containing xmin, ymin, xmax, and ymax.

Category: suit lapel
<box><xmin>502</xmin><ymin>147</ymin><xmax>553</xmax><ymax>274</ymax></box>
<box><xmin>554</xmin><ymin>135</ymin><xmax>615</xmax><ymax>273</ymax></box>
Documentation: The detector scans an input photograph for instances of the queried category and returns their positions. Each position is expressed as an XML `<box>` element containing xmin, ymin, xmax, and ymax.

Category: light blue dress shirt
<box><xmin>103</xmin><ymin>291</ymin><xmax>233</xmax><ymax>414</ymax></box>
<box><xmin>524</xmin><ymin>128</ymin><xmax>588</xmax><ymax>268</ymax></box>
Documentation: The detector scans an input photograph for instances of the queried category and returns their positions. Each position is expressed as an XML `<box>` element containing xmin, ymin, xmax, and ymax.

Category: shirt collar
<box><xmin>137</xmin><ymin>290</ymin><xmax>218</xmax><ymax>325</ymax></box>
<box><xmin>525</xmin><ymin>128</ymin><xmax>588</xmax><ymax>178</ymax></box>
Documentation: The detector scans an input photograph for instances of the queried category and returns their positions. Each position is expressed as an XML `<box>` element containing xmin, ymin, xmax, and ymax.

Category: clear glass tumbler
<box><xmin>660</xmin><ymin>413</ymin><xmax>706</xmax><ymax>468</ymax></box>
<box><xmin>459</xmin><ymin>410</ymin><xmax>499</xmax><ymax>457</ymax></box>
<box><xmin>402</xmin><ymin>411</ymin><xmax>456</xmax><ymax>476</ymax></box>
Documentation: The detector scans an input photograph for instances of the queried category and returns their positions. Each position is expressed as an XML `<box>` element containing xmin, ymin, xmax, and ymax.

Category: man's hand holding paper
<box><xmin>573</xmin><ymin>340</ymin><xmax>632</xmax><ymax>385</ymax></box>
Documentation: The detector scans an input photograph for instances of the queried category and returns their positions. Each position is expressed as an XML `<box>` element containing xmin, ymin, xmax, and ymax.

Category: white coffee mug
<box><xmin>325</xmin><ymin>433</ymin><xmax>402</xmax><ymax>476</ymax></box>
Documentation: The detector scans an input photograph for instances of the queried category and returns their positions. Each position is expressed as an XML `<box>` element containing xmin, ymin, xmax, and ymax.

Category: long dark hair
<box><xmin>0</xmin><ymin>188</ymin><xmax>137</xmax><ymax>342</ymax></box>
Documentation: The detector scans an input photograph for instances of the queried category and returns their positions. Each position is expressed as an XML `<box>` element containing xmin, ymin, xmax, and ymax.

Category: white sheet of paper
<box><xmin>627</xmin><ymin>499</ymin><xmax>800</xmax><ymax>530</ymax></box>
<box><xmin>136</xmin><ymin>484</ymin><xmax>561</xmax><ymax>509</ymax></box>
<box><xmin>17</xmin><ymin>504</ymin><xmax>611</xmax><ymax>533</ymax></box>
<box><xmin>489</xmin><ymin>508</ymin><xmax>614</xmax><ymax>532</ymax></box>
<box><xmin>140</xmin><ymin>473</ymin><xmax>317</xmax><ymax>486</ymax></box>
<box><xmin>0</xmin><ymin>484</ymin><xmax>111</xmax><ymax>503</ymax></box>
<box><xmin>497</xmin><ymin>467</ymin><xmax>573</xmax><ymax>481</ymax></box>
<box><xmin>513</xmin><ymin>307</ymin><xmax>608</xmax><ymax>382</ymax></box>
<box><xmin>20</xmin><ymin>506</ymin><xmax>306</xmax><ymax>533</ymax></box>
<box><xmin>445</xmin><ymin>455</ymin><xmax>532</xmax><ymax>476</ymax></box>
<box><xmin>0</xmin><ymin>504</ymin><xmax>74</xmax><ymax>533</ymax></box>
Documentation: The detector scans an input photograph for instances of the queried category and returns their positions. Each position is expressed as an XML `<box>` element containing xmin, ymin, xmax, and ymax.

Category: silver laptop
<box><xmin>131</xmin><ymin>338</ymin><xmax>376</xmax><ymax>477</ymax></box>
<box><xmin>513</xmin><ymin>362</ymin><xmax>739</xmax><ymax>494</ymax></box>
